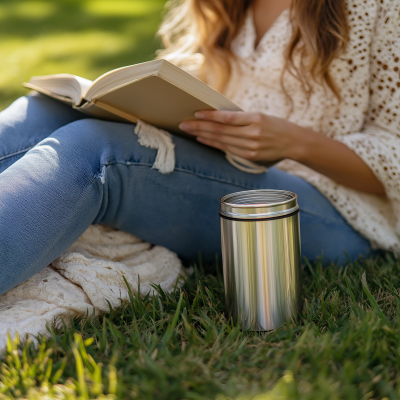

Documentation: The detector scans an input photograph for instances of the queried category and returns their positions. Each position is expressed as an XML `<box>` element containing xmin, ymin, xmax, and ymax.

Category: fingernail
<box><xmin>179</xmin><ymin>122</ymin><xmax>190</xmax><ymax>130</ymax></box>
<box><xmin>197</xmin><ymin>137</ymin><xmax>205</xmax><ymax>142</ymax></box>
<box><xmin>195</xmin><ymin>112</ymin><xmax>204</xmax><ymax>119</ymax></box>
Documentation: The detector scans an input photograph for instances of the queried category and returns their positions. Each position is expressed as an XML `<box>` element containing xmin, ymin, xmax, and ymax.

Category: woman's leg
<box><xmin>0</xmin><ymin>94</ymin><xmax>85</xmax><ymax>173</ymax></box>
<box><xmin>0</xmin><ymin>116</ymin><xmax>373</xmax><ymax>295</ymax></box>
<box><xmin>109</xmin><ymin>133</ymin><xmax>373</xmax><ymax>266</ymax></box>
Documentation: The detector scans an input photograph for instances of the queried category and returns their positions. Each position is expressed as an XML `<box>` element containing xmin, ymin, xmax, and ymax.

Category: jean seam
<box><xmin>0</xmin><ymin>145</ymin><xmax>36</xmax><ymax>162</ymax></box>
<box><xmin>173</xmin><ymin>166</ymin><xmax>259</xmax><ymax>189</ymax></box>
<box><xmin>103</xmin><ymin>161</ymin><xmax>261</xmax><ymax>191</ymax></box>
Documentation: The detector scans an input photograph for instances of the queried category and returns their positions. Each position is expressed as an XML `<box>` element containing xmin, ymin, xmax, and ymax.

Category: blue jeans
<box><xmin>0</xmin><ymin>94</ymin><xmax>374</xmax><ymax>295</ymax></box>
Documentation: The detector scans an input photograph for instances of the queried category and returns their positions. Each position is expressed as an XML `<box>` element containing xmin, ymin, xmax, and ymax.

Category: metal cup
<box><xmin>219</xmin><ymin>189</ymin><xmax>302</xmax><ymax>331</ymax></box>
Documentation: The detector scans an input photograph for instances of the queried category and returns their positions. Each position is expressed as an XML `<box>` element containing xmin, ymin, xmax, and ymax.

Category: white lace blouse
<box><xmin>220</xmin><ymin>0</ymin><xmax>400</xmax><ymax>253</ymax></box>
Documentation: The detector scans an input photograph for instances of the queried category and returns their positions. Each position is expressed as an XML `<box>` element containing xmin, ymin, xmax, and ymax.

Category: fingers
<box><xmin>179</xmin><ymin>120</ymin><xmax>248</xmax><ymax>137</ymax></box>
<box><xmin>193</xmin><ymin>130</ymin><xmax>260</xmax><ymax>150</ymax></box>
<box><xmin>178</xmin><ymin>110</ymin><xmax>270</xmax><ymax>162</ymax></box>
<box><xmin>193</xmin><ymin>110</ymin><xmax>264</xmax><ymax>126</ymax></box>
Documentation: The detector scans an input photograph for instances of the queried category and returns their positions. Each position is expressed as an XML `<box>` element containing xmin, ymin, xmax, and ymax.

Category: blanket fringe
<box><xmin>134</xmin><ymin>120</ymin><xmax>176</xmax><ymax>174</ymax></box>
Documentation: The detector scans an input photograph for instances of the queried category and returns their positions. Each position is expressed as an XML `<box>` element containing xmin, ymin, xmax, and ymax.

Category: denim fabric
<box><xmin>0</xmin><ymin>94</ymin><xmax>374</xmax><ymax>295</ymax></box>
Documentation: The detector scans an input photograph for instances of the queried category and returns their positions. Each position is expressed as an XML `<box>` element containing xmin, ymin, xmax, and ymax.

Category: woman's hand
<box><xmin>179</xmin><ymin>109</ymin><xmax>386</xmax><ymax>194</ymax></box>
<box><xmin>179</xmin><ymin>110</ymin><xmax>304</xmax><ymax>163</ymax></box>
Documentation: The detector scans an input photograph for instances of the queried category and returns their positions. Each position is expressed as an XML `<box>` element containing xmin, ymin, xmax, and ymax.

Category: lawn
<box><xmin>2</xmin><ymin>256</ymin><xmax>400</xmax><ymax>399</ymax></box>
<box><xmin>0</xmin><ymin>0</ymin><xmax>166</xmax><ymax>110</ymax></box>
<box><xmin>2</xmin><ymin>1</ymin><xmax>400</xmax><ymax>399</ymax></box>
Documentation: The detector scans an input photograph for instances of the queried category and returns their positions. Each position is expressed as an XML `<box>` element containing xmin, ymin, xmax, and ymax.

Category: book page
<box><xmin>27</xmin><ymin>74</ymin><xmax>92</xmax><ymax>105</ymax></box>
<box><xmin>75</xmin><ymin>76</ymin><xmax>93</xmax><ymax>99</ymax></box>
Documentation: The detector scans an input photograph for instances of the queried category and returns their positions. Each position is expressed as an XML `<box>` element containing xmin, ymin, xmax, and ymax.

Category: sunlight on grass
<box><xmin>0</xmin><ymin>31</ymin><xmax>139</xmax><ymax>83</ymax></box>
<box><xmin>0</xmin><ymin>2</ymin><xmax>57</xmax><ymax>19</ymax></box>
<box><xmin>0</xmin><ymin>0</ymin><xmax>166</xmax><ymax>110</ymax></box>
<box><xmin>84</xmin><ymin>0</ymin><xmax>163</xmax><ymax>16</ymax></box>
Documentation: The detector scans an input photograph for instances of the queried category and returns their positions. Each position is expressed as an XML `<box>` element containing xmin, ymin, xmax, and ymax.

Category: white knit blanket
<box><xmin>0</xmin><ymin>225</ymin><xmax>184</xmax><ymax>350</ymax></box>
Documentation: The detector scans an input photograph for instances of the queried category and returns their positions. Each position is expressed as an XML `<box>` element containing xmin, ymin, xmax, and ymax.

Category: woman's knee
<box><xmin>50</xmin><ymin>119</ymin><xmax>123</xmax><ymax>163</ymax></box>
<box><xmin>51</xmin><ymin>118</ymin><xmax>157</xmax><ymax>169</ymax></box>
<box><xmin>28</xmin><ymin>119</ymin><xmax>115</xmax><ymax>182</ymax></box>
<box><xmin>53</xmin><ymin>118</ymin><xmax>109</xmax><ymax>150</ymax></box>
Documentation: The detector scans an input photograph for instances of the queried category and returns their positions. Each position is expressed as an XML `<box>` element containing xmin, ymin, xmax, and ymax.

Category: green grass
<box><xmin>0</xmin><ymin>0</ymin><xmax>167</xmax><ymax>110</ymax></box>
<box><xmin>2</xmin><ymin>255</ymin><xmax>400</xmax><ymax>399</ymax></box>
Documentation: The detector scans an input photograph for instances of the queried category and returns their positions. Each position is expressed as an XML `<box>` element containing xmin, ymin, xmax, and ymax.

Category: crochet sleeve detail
<box><xmin>335</xmin><ymin>0</ymin><xmax>400</xmax><ymax>202</ymax></box>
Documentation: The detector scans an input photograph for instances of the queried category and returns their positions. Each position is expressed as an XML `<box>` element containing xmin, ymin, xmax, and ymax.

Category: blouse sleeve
<box><xmin>335</xmin><ymin>0</ymin><xmax>400</xmax><ymax>201</ymax></box>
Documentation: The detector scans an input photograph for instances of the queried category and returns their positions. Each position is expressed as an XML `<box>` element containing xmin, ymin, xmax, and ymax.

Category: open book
<box><xmin>24</xmin><ymin>60</ymin><xmax>269</xmax><ymax>173</ymax></box>
<box><xmin>23</xmin><ymin>59</ymin><xmax>243</xmax><ymax>136</ymax></box>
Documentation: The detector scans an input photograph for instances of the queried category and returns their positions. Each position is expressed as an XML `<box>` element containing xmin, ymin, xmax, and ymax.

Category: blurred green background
<box><xmin>0</xmin><ymin>0</ymin><xmax>167</xmax><ymax>110</ymax></box>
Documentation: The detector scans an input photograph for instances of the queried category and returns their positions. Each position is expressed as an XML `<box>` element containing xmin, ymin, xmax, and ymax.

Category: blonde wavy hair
<box><xmin>157</xmin><ymin>0</ymin><xmax>350</xmax><ymax>98</ymax></box>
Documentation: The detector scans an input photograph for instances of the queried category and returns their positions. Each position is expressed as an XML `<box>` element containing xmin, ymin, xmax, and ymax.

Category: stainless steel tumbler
<box><xmin>219</xmin><ymin>189</ymin><xmax>302</xmax><ymax>331</ymax></box>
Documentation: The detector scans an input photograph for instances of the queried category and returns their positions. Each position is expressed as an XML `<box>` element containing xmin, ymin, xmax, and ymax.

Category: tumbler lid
<box><xmin>219</xmin><ymin>189</ymin><xmax>298</xmax><ymax>220</ymax></box>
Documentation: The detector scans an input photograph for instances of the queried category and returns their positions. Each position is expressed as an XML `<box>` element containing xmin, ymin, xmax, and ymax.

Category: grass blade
<box><xmin>162</xmin><ymin>292</ymin><xmax>183</xmax><ymax>345</ymax></box>
<box><xmin>361</xmin><ymin>272</ymin><xmax>389</xmax><ymax>323</ymax></box>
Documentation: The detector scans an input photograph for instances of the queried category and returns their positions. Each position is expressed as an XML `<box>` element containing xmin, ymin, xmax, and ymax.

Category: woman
<box><xmin>0</xmin><ymin>0</ymin><xmax>398</xmax><ymax>295</ymax></box>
